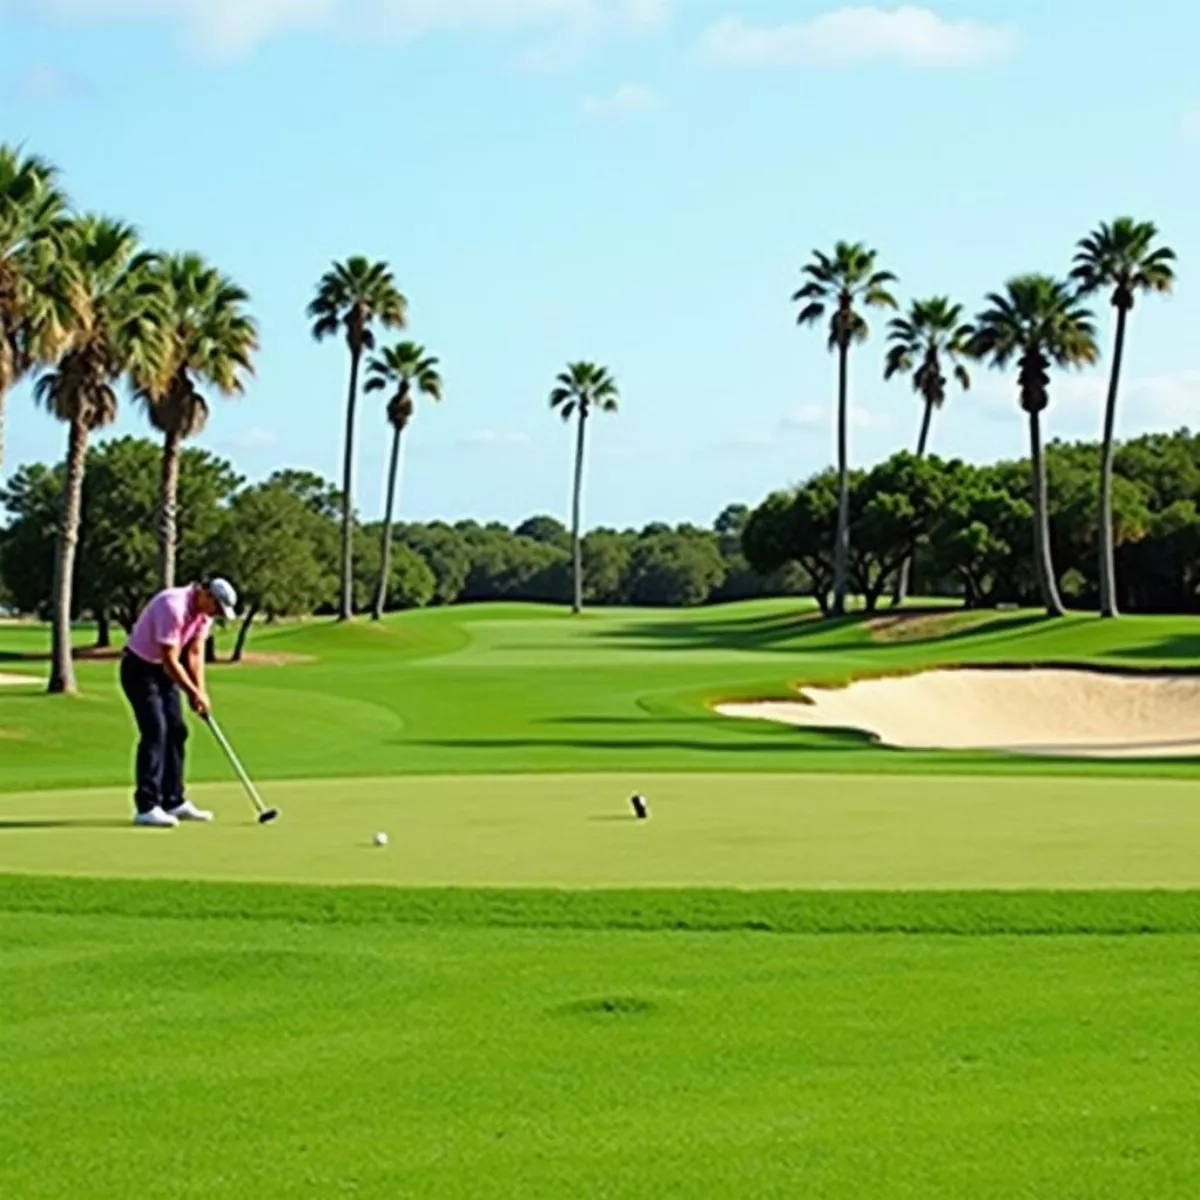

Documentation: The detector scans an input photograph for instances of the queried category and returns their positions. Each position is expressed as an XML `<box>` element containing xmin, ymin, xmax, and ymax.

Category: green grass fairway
<box><xmin>4</xmin><ymin>772</ymin><xmax>1200</xmax><ymax>888</ymax></box>
<box><xmin>4</xmin><ymin>898</ymin><xmax>1200</xmax><ymax>1199</ymax></box>
<box><xmin>5</xmin><ymin>602</ymin><xmax>1200</xmax><ymax>794</ymax></box>
<box><xmin>6</xmin><ymin>603</ymin><xmax>1200</xmax><ymax>1195</ymax></box>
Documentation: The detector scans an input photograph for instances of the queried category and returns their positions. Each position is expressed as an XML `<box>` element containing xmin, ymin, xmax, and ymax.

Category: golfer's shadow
<box><xmin>0</xmin><ymin>819</ymin><xmax>131</xmax><ymax>831</ymax></box>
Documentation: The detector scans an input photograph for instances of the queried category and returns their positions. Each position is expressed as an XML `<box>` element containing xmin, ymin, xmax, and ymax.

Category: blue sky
<box><xmin>2</xmin><ymin>1</ymin><xmax>1198</xmax><ymax>530</ymax></box>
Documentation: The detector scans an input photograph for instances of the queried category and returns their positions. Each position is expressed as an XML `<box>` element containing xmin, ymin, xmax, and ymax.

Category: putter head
<box><xmin>258</xmin><ymin>809</ymin><xmax>280</xmax><ymax>826</ymax></box>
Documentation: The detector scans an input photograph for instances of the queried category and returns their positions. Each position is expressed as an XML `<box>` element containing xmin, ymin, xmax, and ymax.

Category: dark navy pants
<box><xmin>120</xmin><ymin>651</ymin><xmax>189</xmax><ymax>815</ymax></box>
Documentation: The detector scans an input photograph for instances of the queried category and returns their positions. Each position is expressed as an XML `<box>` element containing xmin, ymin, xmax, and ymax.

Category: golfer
<box><xmin>120</xmin><ymin>578</ymin><xmax>238</xmax><ymax>828</ymax></box>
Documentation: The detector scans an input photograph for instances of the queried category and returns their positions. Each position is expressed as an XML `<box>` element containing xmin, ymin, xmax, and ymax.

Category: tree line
<box><xmin>0</xmin><ymin>436</ymin><xmax>797</xmax><ymax>653</ymax></box>
<box><xmin>744</xmin><ymin>429</ymin><xmax>1200</xmax><ymax>616</ymax></box>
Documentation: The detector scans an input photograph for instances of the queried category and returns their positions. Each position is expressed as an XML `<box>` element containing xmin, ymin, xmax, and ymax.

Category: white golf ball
<box><xmin>374</xmin><ymin>832</ymin><xmax>389</xmax><ymax>848</ymax></box>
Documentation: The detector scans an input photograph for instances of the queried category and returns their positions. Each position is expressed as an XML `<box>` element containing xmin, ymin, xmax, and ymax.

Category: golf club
<box><xmin>203</xmin><ymin>713</ymin><xmax>280</xmax><ymax>825</ymax></box>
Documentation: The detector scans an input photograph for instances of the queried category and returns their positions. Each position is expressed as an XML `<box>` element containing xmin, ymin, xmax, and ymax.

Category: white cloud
<box><xmin>974</xmin><ymin>369</ymin><xmax>1200</xmax><ymax>438</ymax></box>
<box><xmin>10</xmin><ymin>0</ymin><xmax>333</xmax><ymax>57</ymax></box>
<box><xmin>12</xmin><ymin>64</ymin><xmax>94</xmax><ymax>100</ymax></box>
<box><xmin>583</xmin><ymin>82</ymin><xmax>660</xmax><ymax>118</ymax></box>
<box><xmin>704</xmin><ymin>6</ymin><xmax>1017</xmax><ymax>69</ymax></box>
<box><xmin>4</xmin><ymin>0</ymin><xmax>670</xmax><ymax>58</ymax></box>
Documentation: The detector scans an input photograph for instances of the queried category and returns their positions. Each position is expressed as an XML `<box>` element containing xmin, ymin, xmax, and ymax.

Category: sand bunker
<box><xmin>717</xmin><ymin>668</ymin><xmax>1200</xmax><ymax>759</ymax></box>
<box><xmin>0</xmin><ymin>673</ymin><xmax>36</xmax><ymax>687</ymax></box>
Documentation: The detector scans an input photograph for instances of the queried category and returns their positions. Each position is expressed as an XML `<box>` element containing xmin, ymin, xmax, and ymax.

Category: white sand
<box><xmin>0</xmin><ymin>673</ymin><xmax>36</xmax><ymax>686</ymax></box>
<box><xmin>716</xmin><ymin>669</ymin><xmax>1200</xmax><ymax>759</ymax></box>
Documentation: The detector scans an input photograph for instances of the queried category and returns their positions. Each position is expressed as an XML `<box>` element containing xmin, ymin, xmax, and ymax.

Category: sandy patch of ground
<box><xmin>231</xmin><ymin>653</ymin><xmax>316</xmax><ymax>667</ymax></box>
<box><xmin>863</xmin><ymin>610</ymin><xmax>1019</xmax><ymax>644</ymax></box>
<box><xmin>0</xmin><ymin>673</ymin><xmax>38</xmax><ymax>686</ymax></box>
<box><xmin>717</xmin><ymin>668</ymin><xmax>1200</xmax><ymax>758</ymax></box>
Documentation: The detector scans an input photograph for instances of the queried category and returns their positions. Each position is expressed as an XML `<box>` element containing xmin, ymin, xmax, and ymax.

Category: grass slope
<box><xmin>5</xmin><ymin>772</ymin><xmax>1200</xmax><ymax>888</ymax></box>
<box><xmin>4</xmin><ymin>902</ymin><xmax>1199</xmax><ymax>1199</ymax></box>
<box><xmin>4</xmin><ymin>602</ymin><xmax>1200</xmax><ymax>794</ymax></box>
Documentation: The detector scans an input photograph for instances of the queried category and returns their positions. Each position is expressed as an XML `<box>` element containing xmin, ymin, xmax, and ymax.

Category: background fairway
<box><xmin>4</xmin><ymin>903</ymin><xmax>1200</xmax><ymax>1200</ymax></box>
<box><xmin>3</xmin><ymin>772</ymin><xmax>1200</xmax><ymax>888</ymax></box>
<box><xmin>4</xmin><ymin>602</ymin><xmax>1200</xmax><ymax>795</ymax></box>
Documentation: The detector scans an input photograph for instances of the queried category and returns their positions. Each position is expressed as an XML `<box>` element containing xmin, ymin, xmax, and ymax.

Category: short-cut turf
<box><xmin>4</xmin><ymin>891</ymin><xmax>1200</xmax><ymax>1200</ymax></box>
<box><xmin>5</xmin><ymin>602</ymin><xmax>1200</xmax><ymax>795</ymax></box>
<box><xmin>4</xmin><ymin>772</ymin><xmax>1200</xmax><ymax>888</ymax></box>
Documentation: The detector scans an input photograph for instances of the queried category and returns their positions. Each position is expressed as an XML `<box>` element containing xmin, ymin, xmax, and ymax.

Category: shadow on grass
<box><xmin>1098</xmin><ymin>633</ymin><xmax>1200</xmax><ymax>663</ymax></box>
<box><xmin>414</xmin><ymin>732</ymin><xmax>870</xmax><ymax>755</ymax></box>
<box><xmin>0</xmin><ymin>819</ymin><xmax>130</xmax><ymax>831</ymax></box>
<box><xmin>589</xmin><ymin>606</ymin><xmax>1059</xmax><ymax>659</ymax></box>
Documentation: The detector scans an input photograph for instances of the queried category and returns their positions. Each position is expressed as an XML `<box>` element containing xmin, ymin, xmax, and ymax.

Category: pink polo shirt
<box><xmin>126</xmin><ymin>586</ymin><xmax>212</xmax><ymax>665</ymax></box>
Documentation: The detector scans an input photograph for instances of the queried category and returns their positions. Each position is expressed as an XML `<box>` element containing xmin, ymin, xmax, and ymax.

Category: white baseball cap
<box><xmin>207</xmin><ymin>578</ymin><xmax>238</xmax><ymax>620</ymax></box>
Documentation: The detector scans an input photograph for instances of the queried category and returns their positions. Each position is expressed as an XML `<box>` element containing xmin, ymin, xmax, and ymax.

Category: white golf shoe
<box><xmin>166</xmin><ymin>800</ymin><xmax>214</xmax><ymax>823</ymax></box>
<box><xmin>133</xmin><ymin>807</ymin><xmax>179</xmax><ymax>829</ymax></box>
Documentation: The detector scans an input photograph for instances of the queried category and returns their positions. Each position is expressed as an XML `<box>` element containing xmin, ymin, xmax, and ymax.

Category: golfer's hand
<box><xmin>191</xmin><ymin>691</ymin><xmax>212</xmax><ymax>718</ymax></box>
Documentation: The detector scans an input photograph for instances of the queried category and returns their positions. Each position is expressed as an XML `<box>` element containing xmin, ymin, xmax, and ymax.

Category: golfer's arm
<box><xmin>161</xmin><ymin>643</ymin><xmax>202</xmax><ymax>705</ymax></box>
<box><xmin>186</xmin><ymin>638</ymin><xmax>206</xmax><ymax>696</ymax></box>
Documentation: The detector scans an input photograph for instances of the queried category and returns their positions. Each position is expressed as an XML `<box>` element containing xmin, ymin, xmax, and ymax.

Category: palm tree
<box><xmin>550</xmin><ymin>362</ymin><xmax>619</xmax><ymax>614</ymax></box>
<box><xmin>793</xmin><ymin>242</ymin><xmax>897</xmax><ymax>615</ymax></box>
<box><xmin>971</xmin><ymin>276</ymin><xmax>1099</xmax><ymax>617</ymax></box>
<box><xmin>1071</xmin><ymin>218</ymin><xmax>1176</xmax><ymax>619</ymax></box>
<box><xmin>137</xmin><ymin>253</ymin><xmax>257</xmax><ymax>589</ymax></box>
<box><xmin>35</xmin><ymin>218</ymin><xmax>158</xmax><ymax>694</ymax></box>
<box><xmin>884</xmin><ymin>296</ymin><xmax>974</xmax><ymax>604</ymax></box>
<box><xmin>364</xmin><ymin>342</ymin><xmax>442</xmax><ymax>622</ymax></box>
<box><xmin>308</xmin><ymin>258</ymin><xmax>407</xmax><ymax>621</ymax></box>
<box><xmin>0</xmin><ymin>146</ymin><xmax>74</xmax><ymax>476</ymax></box>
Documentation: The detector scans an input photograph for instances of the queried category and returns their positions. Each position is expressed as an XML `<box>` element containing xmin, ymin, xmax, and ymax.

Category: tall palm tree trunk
<box><xmin>1098</xmin><ymin>307</ymin><xmax>1129</xmax><ymax>619</ymax></box>
<box><xmin>892</xmin><ymin>398</ymin><xmax>936</xmax><ymax>607</ymax></box>
<box><xmin>339</xmin><ymin>346</ymin><xmax>363</xmax><ymax>622</ymax></box>
<box><xmin>48</xmin><ymin>419</ymin><xmax>89</xmax><ymax>695</ymax></box>
<box><xmin>373</xmin><ymin>424</ymin><xmax>404</xmax><ymax>622</ymax></box>
<box><xmin>158</xmin><ymin>428</ymin><xmax>182</xmax><ymax>590</ymax></box>
<box><xmin>1029</xmin><ymin>409</ymin><xmax>1065</xmax><ymax>618</ymax></box>
<box><xmin>832</xmin><ymin>341</ymin><xmax>851</xmax><ymax>616</ymax></box>
<box><xmin>571</xmin><ymin>409</ymin><xmax>588</xmax><ymax>615</ymax></box>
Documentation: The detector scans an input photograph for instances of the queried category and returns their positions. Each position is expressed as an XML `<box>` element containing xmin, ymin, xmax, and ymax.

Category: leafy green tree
<box><xmin>35</xmin><ymin>218</ymin><xmax>158</xmax><ymax>693</ymax></box>
<box><xmin>883</xmin><ymin>297</ymin><xmax>974</xmax><ymax>604</ymax></box>
<box><xmin>850</xmin><ymin>453</ymin><xmax>952</xmax><ymax>611</ymax></box>
<box><xmin>458</xmin><ymin>525</ymin><xmax>569</xmax><ymax>603</ymax></box>
<box><xmin>0</xmin><ymin>462</ymin><xmax>60</xmax><ymax>615</ymax></box>
<box><xmin>386</xmin><ymin>543</ymin><xmax>437</xmax><ymax>611</ymax></box>
<box><xmin>1071</xmin><ymin>218</ymin><xmax>1176</xmax><ymax>618</ymax></box>
<box><xmin>397</xmin><ymin>522</ymin><xmax>470</xmax><ymax>606</ymax></box>
<box><xmin>308</xmin><ymin>257</ymin><xmax>407</xmax><ymax>621</ymax></box>
<box><xmin>793</xmin><ymin>242</ymin><xmax>897</xmax><ymax>615</ymax></box>
<box><xmin>136</xmin><ymin>253</ymin><xmax>257</xmax><ymax>589</ymax></box>
<box><xmin>549</xmin><ymin>362</ymin><xmax>619</xmax><ymax>614</ymax></box>
<box><xmin>626</xmin><ymin>530</ymin><xmax>726</xmax><ymax>607</ymax></box>
<box><xmin>212</xmin><ymin>482</ymin><xmax>329</xmax><ymax>660</ymax></box>
<box><xmin>971</xmin><ymin>276</ymin><xmax>1098</xmax><ymax>617</ymax></box>
<box><xmin>517</xmin><ymin>515</ymin><xmax>572</xmax><ymax>551</ymax></box>
<box><xmin>83</xmin><ymin>438</ymin><xmax>240</xmax><ymax>633</ymax></box>
<box><xmin>0</xmin><ymin>146</ymin><xmax>73</xmax><ymax>476</ymax></box>
<box><xmin>364</xmin><ymin>341</ymin><xmax>442</xmax><ymax>620</ymax></box>
<box><xmin>580</xmin><ymin>529</ymin><xmax>635</xmax><ymax>605</ymax></box>
<box><xmin>926</xmin><ymin>466</ymin><xmax>1034</xmax><ymax>606</ymax></box>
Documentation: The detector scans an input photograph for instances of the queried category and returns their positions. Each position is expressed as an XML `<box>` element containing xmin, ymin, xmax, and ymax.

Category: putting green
<box><xmin>4</xmin><ymin>772</ymin><xmax>1200</xmax><ymax>889</ymax></box>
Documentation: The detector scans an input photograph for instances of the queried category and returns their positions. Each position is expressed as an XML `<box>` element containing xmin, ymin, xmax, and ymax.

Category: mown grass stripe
<box><xmin>5</xmin><ymin>875</ymin><xmax>1200</xmax><ymax>935</ymax></box>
